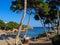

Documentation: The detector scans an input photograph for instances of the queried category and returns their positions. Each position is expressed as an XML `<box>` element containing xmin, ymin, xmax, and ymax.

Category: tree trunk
<box><xmin>37</xmin><ymin>15</ymin><xmax>49</xmax><ymax>40</ymax></box>
<box><xmin>43</xmin><ymin>23</ymin><xmax>49</xmax><ymax>40</ymax></box>
<box><xmin>57</xmin><ymin>10</ymin><xmax>60</xmax><ymax>35</ymax></box>
<box><xmin>25</xmin><ymin>12</ymin><xmax>31</xmax><ymax>35</ymax></box>
<box><xmin>15</xmin><ymin>0</ymin><xmax>27</xmax><ymax>45</ymax></box>
<box><xmin>48</xmin><ymin>23</ymin><xmax>51</xmax><ymax>32</ymax></box>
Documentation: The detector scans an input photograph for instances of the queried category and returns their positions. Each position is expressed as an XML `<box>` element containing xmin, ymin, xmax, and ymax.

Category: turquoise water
<box><xmin>20</xmin><ymin>27</ymin><xmax>51</xmax><ymax>38</ymax></box>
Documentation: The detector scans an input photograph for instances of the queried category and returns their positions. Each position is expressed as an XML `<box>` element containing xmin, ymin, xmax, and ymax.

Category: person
<box><xmin>23</xmin><ymin>35</ymin><xmax>30</xmax><ymax>43</ymax></box>
<box><xmin>34</xmin><ymin>37</ymin><xmax>37</xmax><ymax>41</ymax></box>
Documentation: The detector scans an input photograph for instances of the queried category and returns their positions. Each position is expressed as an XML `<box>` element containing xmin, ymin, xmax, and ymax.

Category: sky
<box><xmin>0</xmin><ymin>0</ymin><xmax>44</xmax><ymax>27</ymax></box>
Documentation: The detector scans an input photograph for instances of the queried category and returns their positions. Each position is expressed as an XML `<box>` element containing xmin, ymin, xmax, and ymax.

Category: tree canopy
<box><xmin>10</xmin><ymin>0</ymin><xmax>60</xmax><ymax>24</ymax></box>
<box><xmin>6</xmin><ymin>21</ymin><xmax>19</xmax><ymax>30</ymax></box>
<box><xmin>34</xmin><ymin>0</ymin><xmax>60</xmax><ymax>24</ymax></box>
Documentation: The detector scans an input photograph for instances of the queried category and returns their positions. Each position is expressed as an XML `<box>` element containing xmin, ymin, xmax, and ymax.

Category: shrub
<box><xmin>52</xmin><ymin>35</ymin><xmax>60</xmax><ymax>45</ymax></box>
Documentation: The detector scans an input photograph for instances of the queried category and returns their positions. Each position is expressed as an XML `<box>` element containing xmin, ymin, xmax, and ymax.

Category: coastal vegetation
<box><xmin>0</xmin><ymin>19</ymin><xmax>27</xmax><ymax>31</ymax></box>
<box><xmin>0</xmin><ymin>20</ymin><xmax>6</xmax><ymax>30</ymax></box>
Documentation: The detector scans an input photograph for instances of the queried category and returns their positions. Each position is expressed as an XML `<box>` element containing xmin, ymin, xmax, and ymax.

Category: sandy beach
<box><xmin>0</xmin><ymin>30</ymin><xmax>53</xmax><ymax>45</ymax></box>
<box><xmin>0</xmin><ymin>37</ymin><xmax>52</xmax><ymax>45</ymax></box>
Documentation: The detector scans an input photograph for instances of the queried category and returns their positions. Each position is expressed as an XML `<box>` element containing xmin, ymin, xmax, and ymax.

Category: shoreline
<box><xmin>0</xmin><ymin>29</ymin><xmax>57</xmax><ymax>45</ymax></box>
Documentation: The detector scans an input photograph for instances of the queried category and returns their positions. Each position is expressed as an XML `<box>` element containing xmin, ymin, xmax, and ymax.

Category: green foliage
<box><xmin>22</xmin><ymin>25</ymin><xmax>27</xmax><ymax>30</ymax></box>
<box><xmin>0</xmin><ymin>20</ymin><xmax>27</xmax><ymax>30</ymax></box>
<box><xmin>10</xmin><ymin>0</ymin><xmax>43</xmax><ymax>13</ymax></box>
<box><xmin>38</xmin><ymin>2</ymin><xmax>50</xmax><ymax>14</ymax></box>
<box><xmin>34</xmin><ymin>0</ymin><xmax>60</xmax><ymax>25</ymax></box>
<box><xmin>10</xmin><ymin>0</ymin><xmax>60</xmax><ymax>26</ymax></box>
<box><xmin>6</xmin><ymin>21</ymin><xmax>19</xmax><ymax>30</ymax></box>
<box><xmin>0</xmin><ymin>20</ymin><xmax>6</xmax><ymax>30</ymax></box>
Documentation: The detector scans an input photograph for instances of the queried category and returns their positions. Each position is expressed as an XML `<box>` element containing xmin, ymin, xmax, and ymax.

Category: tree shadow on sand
<box><xmin>5</xmin><ymin>39</ymin><xmax>11</xmax><ymax>45</ymax></box>
<box><xmin>0</xmin><ymin>34</ymin><xmax>16</xmax><ymax>40</ymax></box>
<box><xmin>0</xmin><ymin>34</ymin><xmax>16</xmax><ymax>45</ymax></box>
<box><xmin>0</xmin><ymin>34</ymin><xmax>9</xmax><ymax>40</ymax></box>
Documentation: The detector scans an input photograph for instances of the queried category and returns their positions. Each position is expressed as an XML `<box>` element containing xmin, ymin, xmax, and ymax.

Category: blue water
<box><xmin>20</xmin><ymin>27</ymin><xmax>51</xmax><ymax>38</ymax></box>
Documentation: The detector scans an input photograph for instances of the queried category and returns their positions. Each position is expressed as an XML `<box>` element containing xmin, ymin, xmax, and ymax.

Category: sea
<box><xmin>20</xmin><ymin>27</ymin><xmax>51</xmax><ymax>38</ymax></box>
